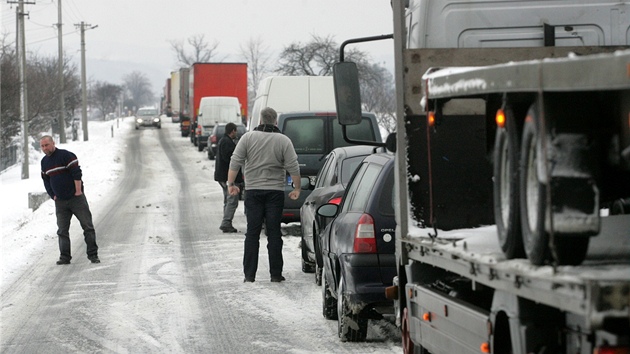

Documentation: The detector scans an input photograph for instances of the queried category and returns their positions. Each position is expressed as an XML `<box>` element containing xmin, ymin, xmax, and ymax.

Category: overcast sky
<box><xmin>1</xmin><ymin>0</ymin><xmax>395</xmax><ymax>100</ymax></box>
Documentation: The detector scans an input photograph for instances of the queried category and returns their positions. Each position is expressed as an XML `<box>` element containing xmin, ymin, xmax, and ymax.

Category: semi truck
<box><xmin>187</xmin><ymin>62</ymin><xmax>248</xmax><ymax>147</ymax></box>
<box><xmin>170</xmin><ymin>68</ymin><xmax>191</xmax><ymax>136</ymax></box>
<box><xmin>332</xmin><ymin>0</ymin><xmax>630</xmax><ymax>353</ymax></box>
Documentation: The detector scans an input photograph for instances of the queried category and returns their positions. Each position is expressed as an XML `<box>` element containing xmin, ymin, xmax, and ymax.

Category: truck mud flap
<box><xmin>406</xmin><ymin>283</ymin><xmax>490</xmax><ymax>354</ymax></box>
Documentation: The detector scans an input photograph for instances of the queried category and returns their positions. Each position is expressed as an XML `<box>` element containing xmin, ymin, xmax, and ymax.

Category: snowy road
<box><xmin>1</xmin><ymin>121</ymin><xmax>402</xmax><ymax>353</ymax></box>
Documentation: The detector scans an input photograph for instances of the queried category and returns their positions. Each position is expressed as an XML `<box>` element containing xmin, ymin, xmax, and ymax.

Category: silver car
<box><xmin>135</xmin><ymin>107</ymin><xmax>161</xmax><ymax>129</ymax></box>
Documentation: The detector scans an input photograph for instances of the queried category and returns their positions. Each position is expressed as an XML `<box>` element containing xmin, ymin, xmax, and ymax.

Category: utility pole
<box><xmin>75</xmin><ymin>22</ymin><xmax>97</xmax><ymax>141</ymax></box>
<box><xmin>10</xmin><ymin>0</ymin><xmax>35</xmax><ymax>179</ymax></box>
<box><xmin>57</xmin><ymin>0</ymin><xmax>66</xmax><ymax>143</ymax></box>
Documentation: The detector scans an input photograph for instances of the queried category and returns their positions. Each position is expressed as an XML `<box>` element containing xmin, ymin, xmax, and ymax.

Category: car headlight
<box><xmin>136</xmin><ymin>118</ymin><xmax>142</xmax><ymax>123</ymax></box>
<box><xmin>153</xmin><ymin>118</ymin><xmax>160</xmax><ymax>123</ymax></box>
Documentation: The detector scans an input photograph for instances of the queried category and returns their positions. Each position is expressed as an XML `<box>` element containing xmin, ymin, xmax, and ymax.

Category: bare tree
<box><xmin>90</xmin><ymin>81</ymin><xmax>123</xmax><ymax>119</ymax></box>
<box><xmin>276</xmin><ymin>34</ymin><xmax>396</xmax><ymax>131</ymax></box>
<box><xmin>239</xmin><ymin>36</ymin><xmax>272</xmax><ymax>118</ymax></box>
<box><xmin>169</xmin><ymin>34</ymin><xmax>222</xmax><ymax>66</ymax></box>
<box><xmin>122</xmin><ymin>71</ymin><xmax>154</xmax><ymax>110</ymax></box>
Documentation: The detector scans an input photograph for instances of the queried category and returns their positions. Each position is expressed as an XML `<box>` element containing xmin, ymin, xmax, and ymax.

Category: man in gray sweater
<box><xmin>227</xmin><ymin>107</ymin><xmax>301</xmax><ymax>282</ymax></box>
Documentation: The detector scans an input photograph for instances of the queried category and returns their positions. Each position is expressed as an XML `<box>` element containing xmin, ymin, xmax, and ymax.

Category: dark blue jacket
<box><xmin>41</xmin><ymin>148</ymin><xmax>83</xmax><ymax>200</ymax></box>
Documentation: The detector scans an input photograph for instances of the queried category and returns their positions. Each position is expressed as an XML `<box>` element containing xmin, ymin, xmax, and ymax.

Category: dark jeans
<box><xmin>243</xmin><ymin>190</ymin><xmax>284</xmax><ymax>280</ymax></box>
<box><xmin>55</xmin><ymin>194</ymin><xmax>98</xmax><ymax>261</ymax></box>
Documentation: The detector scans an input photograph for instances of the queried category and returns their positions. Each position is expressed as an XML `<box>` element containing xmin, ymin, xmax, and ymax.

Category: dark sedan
<box><xmin>299</xmin><ymin>145</ymin><xmax>377</xmax><ymax>284</ymax></box>
<box><xmin>317</xmin><ymin>153</ymin><xmax>396</xmax><ymax>342</ymax></box>
<box><xmin>207</xmin><ymin>123</ymin><xmax>246</xmax><ymax>160</ymax></box>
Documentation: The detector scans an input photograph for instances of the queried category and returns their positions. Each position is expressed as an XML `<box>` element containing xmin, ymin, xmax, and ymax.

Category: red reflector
<box><xmin>353</xmin><ymin>213</ymin><xmax>376</xmax><ymax>253</ymax></box>
<box><xmin>211</xmin><ymin>135</ymin><xmax>217</xmax><ymax>143</ymax></box>
<box><xmin>328</xmin><ymin>197</ymin><xmax>342</xmax><ymax>205</ymax></box>
<box><xmin>594</xmin><ymin>347</ymin><xmax>630</xmax><ymax>354</ymax></box>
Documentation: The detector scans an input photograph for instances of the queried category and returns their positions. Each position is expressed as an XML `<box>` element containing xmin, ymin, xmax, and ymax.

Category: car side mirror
<box><xmin>317</xmin><ymin>203</ymin><xmax>339</xmax><ymax>218</ymax></box>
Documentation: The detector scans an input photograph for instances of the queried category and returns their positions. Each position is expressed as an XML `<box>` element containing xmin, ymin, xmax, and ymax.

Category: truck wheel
<box><xmin>197</xmin><ymin>143</ymin><xmax>203</xmax><ymax>152</ymax></box>
<box><xmin>493</xmin><ymin>106</ymin><xmax>525</xmax><ymax>259</ymax></box>
<box><xmin>321</xmin><ymin>262</ymin><xmax>338</xmax><ymax>320</ymax></box>
<box><xmin>337</xmin><ymin>273</ymin><xmax>368</xmax><ymax>342</ymax></box>
<box><xmin>520</xmin><ymin>105</ymin><xmax>589</xmax><ymax>265</ymax></box>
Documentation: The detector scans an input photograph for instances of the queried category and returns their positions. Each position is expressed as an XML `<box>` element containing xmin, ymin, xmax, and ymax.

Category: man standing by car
<box><xmin>227</xmin><ymin>107</ymin><xmax>301</xmax><ymax>283</ymax></box>
<box><xmin>40</xmin><ymin>135</ymin><xmax>100</xmax><ymax>265</ymax></box>
<box><xmin>214</xmin><ymin>122</ymin><xmax>242</xmax><ymax>233</ymax></box>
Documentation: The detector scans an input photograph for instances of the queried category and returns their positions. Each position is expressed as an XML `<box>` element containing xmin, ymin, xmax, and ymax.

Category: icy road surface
<box><xmin>1</xmin><ymin>121</ymin><xmax>401</xmax><ymax>353</ymax></box>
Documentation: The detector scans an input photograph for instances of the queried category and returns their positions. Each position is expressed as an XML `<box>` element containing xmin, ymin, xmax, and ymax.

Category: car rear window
<box><xmin>340</xmin><ymin>155</ymin><xmax>367</xmax><ymax>186</ymax></box>
<box><xmin>343</xmin><ymin>163</ymin><xmax>380</xmax><ymax>213</ymax></box>
<box><xmin>282</xmin><ymin>117</ymin><xmax>325</xmax><ymax>154</ymax></box>
<box><xmin>332</xmin><ymin>117</ymin><xmax>377</xmax><ymax>147</ymax></box>
<box><xmin>378</xmin><ymin>167</ymin><xmax>395</xmax><ymax>216</ymax></box>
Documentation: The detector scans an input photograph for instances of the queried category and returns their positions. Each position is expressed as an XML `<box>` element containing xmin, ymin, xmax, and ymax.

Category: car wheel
<box><xmin>198</xmin><ymin>143</ymin><xmax>204</xmax><ymax>152</ymax></box>
<box><xmin>315</xmin><ymin>262</ymin><xmax>322</xmax><ymax>286</ymax></box>
<box><xmin>493</xmin><ymin>106</ymin><xmax>525</xmax><ymax>259</ymax></box>
<box><xmin>208</xmin><ymin>149</ymin><xmax>215</xmax><ymax>160</ymax></box>
<box><xmin>301</xmin><ymin>238</ymin><xmax>315</xmax><ymax>273</ymax></box>
<box><xmin>520</xmin><ymin>103</ymin><xmax>589</xmax><ymax>266</ymax></box>
<box><xmin>321</xmin><ymin>262</ymin><xmax>337</xmax><ymax>320</ymax></box>
<box><xmin>337</xmin><ymin>273</ymin><xmax>368</xmax><ymax>342</ymax></box>
<box><xmin>135</xmin><ymin>126</ymin><xmax>139</xmax><ymax>130</ymax></box>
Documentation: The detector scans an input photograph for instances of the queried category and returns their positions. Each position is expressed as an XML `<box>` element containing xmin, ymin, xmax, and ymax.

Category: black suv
<box><xmin>207</xmin><ymin>123</ymin><xmax>247</xmax><ymax>160</ymax></box>
<box><xmin>317</xmin><ymin>152</ymin><xmax>396</xmax><ymax>342</ymax></box>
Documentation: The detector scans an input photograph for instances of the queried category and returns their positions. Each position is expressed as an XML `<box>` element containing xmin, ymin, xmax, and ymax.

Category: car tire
<box><xmin>321</xmin><ymin>262</ymin><xmax>337</xmax><ymax>320</ymax></box>
<box><xmin>301</xmin><ymin>238</ymin><xmax>315</xmax><ymax>273</ymax></box>
<box><xmin>208</xmin><ymin>149</ymin><xmax>215</xmax><ymax>160</ymax></box>
<box><xmin>337</xmin><ymin>273</ymin><xmax>368</xmax><ymax>342</ymax></box>
<box><xmin>198</xmin><ymin>143</ymin><xmax>204</xmax><ymax>152</ymax></box>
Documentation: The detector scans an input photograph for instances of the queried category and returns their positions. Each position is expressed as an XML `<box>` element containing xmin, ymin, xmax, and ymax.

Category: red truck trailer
<box><xmin>187</xmin><ymin>62</ymin><xmax>248</xmax><ymax>146</ymax></box>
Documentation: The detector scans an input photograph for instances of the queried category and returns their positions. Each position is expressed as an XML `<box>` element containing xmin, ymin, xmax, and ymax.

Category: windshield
<box><xmin>137</xmin><ymin>109</ymin><xmax>158</xmax><ymax>116</ymax></box>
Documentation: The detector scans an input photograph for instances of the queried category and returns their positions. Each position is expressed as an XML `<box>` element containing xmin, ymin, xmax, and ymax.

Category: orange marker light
<box><xmin>422</xmin><ymin>312</ymin><xmax>431</xmax><ymax>322</ymax></box>
<box><xmin>495</xmin><ymin>109</ymin><xmax>506</xmax><ymax>128</ymax></box>
<box><xmin>428</xmin><ymin>112</ymin><xmax>436</xmax><ymax>127</ymax></box>
<box><xmin>480</xmin><ymin>342</ymin><xmax>490</xmax><ymax>353</ymax></box>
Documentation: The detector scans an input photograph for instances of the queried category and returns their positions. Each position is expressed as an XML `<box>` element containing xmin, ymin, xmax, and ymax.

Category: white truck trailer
<box><xmin>332</xmin><ymin>0</ymin><xmax>630</xmax><ymax>353</ymax></box>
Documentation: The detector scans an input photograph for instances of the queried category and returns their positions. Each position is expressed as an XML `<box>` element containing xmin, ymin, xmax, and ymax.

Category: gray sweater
<box><xmin>229</xmin><ymin>130</ymin><xmax>300</xmax><ymax>191</ymax></box>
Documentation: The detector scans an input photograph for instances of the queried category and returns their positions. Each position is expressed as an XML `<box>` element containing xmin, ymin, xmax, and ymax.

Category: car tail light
<box><xmin>211</xmin><ymin>135</ymin><xmax>217</xmax><ymax>144</ymax></box>
<box><xmin>353</xmin><ymin>213</ymin><xmax>376</xmax><ymax>253</ymax></box>
<box><xmin>196</xmin><ymin>126</ymin><xmax>202</xmax><ymax>136</ymax></box>
<box><xmin>328</xmin><ymin>197</ymin><xmax>342</xmax><ymax>205</ymax></box>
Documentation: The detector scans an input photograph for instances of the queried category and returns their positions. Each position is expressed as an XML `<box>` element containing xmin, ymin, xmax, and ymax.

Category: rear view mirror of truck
<box><xmin>333</xmin><ymin>62</ymin><xmax>363</xmax><ymax>126</ymax></box>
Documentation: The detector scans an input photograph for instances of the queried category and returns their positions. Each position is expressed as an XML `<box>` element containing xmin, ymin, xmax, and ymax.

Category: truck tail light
<box><xmin>593</xmin><ymin>346</ymin><xmax>630</xmax><ymax>354</ymax></box>
<box><xmin>428</xmin><ymin>111</ymin><xmax>436</xmax><ymax>127</ymax></box>
<box><xmin>328</xmin><ymin>197</ymin><xmax>342</xmax><ymax>205</ymax></box>
<box><xmin>495</xmin><ymin>108</ymin><xmax>506</xmax><ymax>128</ymax></box>
<box><xmin>353</xmin><ymin>213</ymin><xmax>376</xmax><ymax>253</ymax></box>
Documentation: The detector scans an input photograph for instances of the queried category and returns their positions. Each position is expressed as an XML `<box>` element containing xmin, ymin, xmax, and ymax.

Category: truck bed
<box><xmin>403</xmin><ymin>215</ymin><xmax>630</xmax><ymax>320</ymax></box>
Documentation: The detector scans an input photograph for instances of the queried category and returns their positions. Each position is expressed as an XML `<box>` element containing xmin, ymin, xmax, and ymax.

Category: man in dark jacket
<box><xmin>214</xmin><ymin>123</ymin><xmax>243</xmax><ymax>233</ymax></box>
<box><xmin>40</xmin><ymin>135</ymin><xmax>99</xmax><ymax>265</ymax></box>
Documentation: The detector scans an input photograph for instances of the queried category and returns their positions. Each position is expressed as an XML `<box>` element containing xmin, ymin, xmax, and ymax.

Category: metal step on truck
<box><xmin>332</xmin><ymin>0</ymin><xmax>630</xmax><ymax>353</ymax></box>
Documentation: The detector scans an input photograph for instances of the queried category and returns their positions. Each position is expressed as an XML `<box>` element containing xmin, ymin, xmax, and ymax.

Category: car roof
<box><xmin>361</xmin><ymin>151</ymin><xmax>395</xmax><ymax>166</ymax></box>
<box><xmin>277</xmin><ymin>111</ymin><xmax>376</xmax><ymax>118</ymax></box>
<box><xmin>331</xmin><ymin>144</ymin><xmax>380</xmax><ymax>157</ymax></box>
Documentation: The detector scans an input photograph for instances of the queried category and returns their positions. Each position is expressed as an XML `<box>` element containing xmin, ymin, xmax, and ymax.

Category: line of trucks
<box><xmin>162</xmin><ymin>62</ymin><xmax>248</xmax><ymax>148</ymax></box>
<box><xmin>332</xmin><ymin>0</ymin><xmax>630</xmax><ymax>353</ymax></box>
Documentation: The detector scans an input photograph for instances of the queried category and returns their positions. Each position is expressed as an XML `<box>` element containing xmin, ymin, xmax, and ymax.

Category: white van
<box><xmin>248</xmin><ymin>76</ymin><xmax>335</xmax><ymax>130</ymax></box>
<box><xmin>195</xmin><ymin>96</ymin><xmax>241</xmax><ymax>151</ymax></box>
